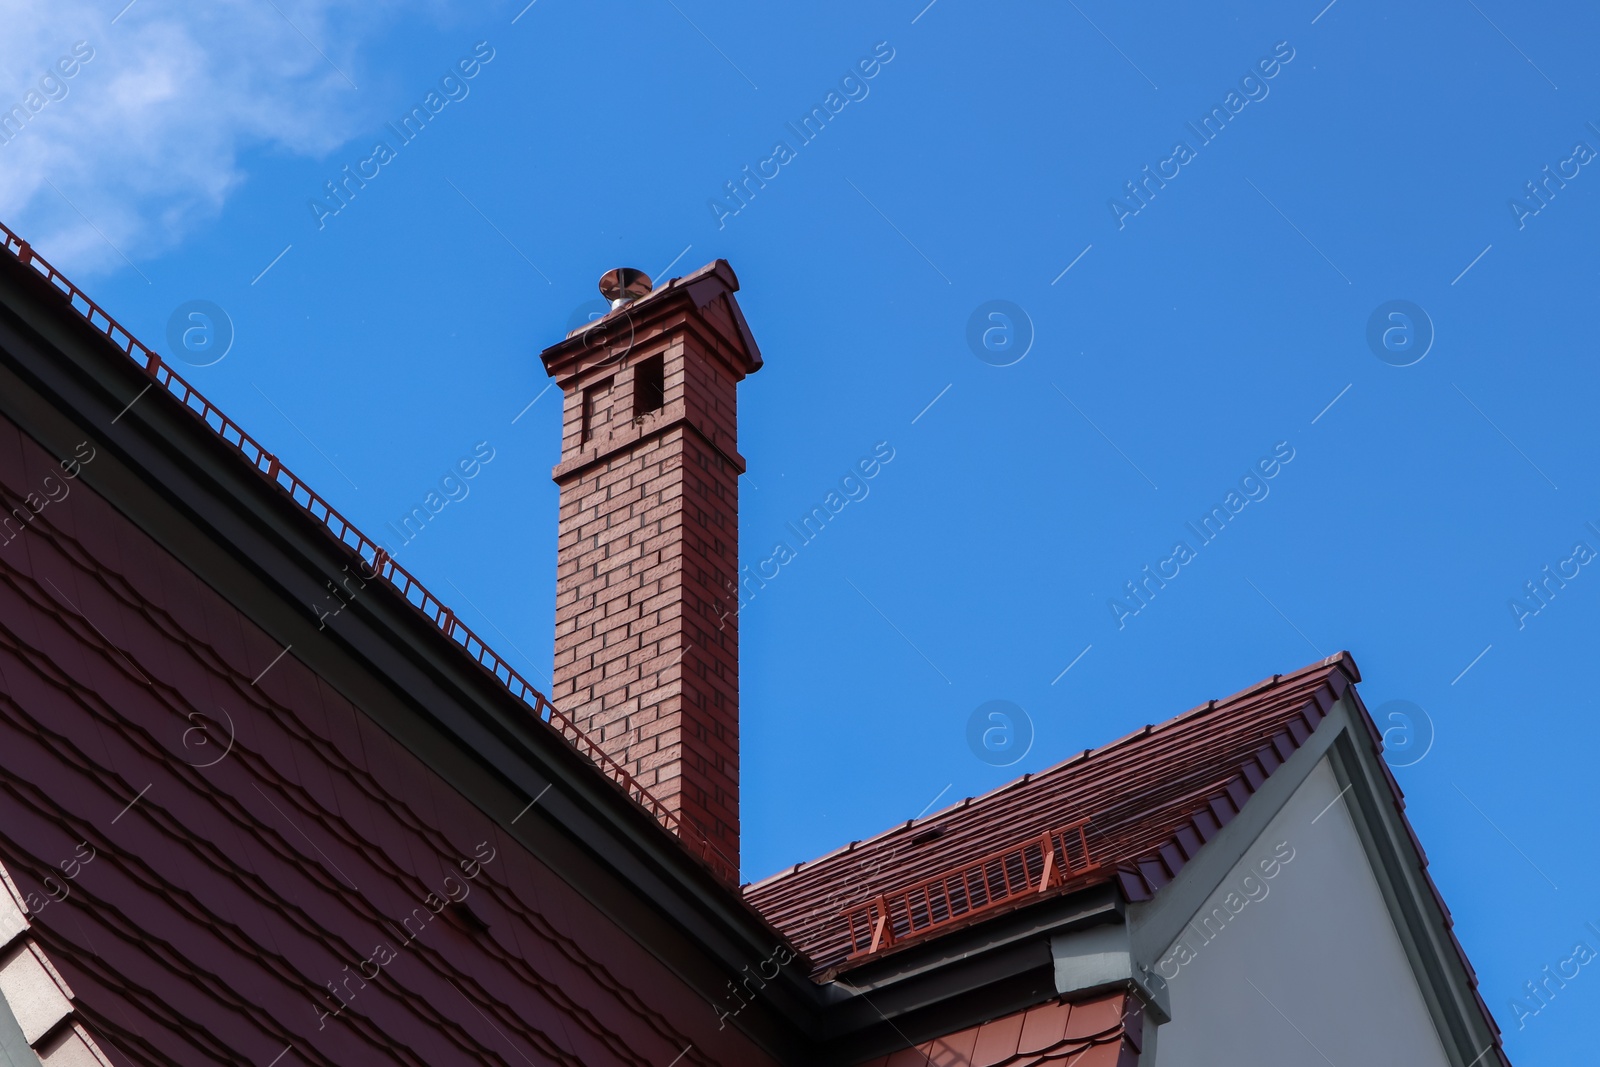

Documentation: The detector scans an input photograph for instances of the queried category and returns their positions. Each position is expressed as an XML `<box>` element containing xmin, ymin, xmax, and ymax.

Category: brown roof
<box><xmin>853</xmin><ymin>991</ymin><xmax>1140</xmax><ymax>1067</ymax></box>
<box><xmin>746</xmin><ymin>653</ymin><xmax>1359</xmax><ymax>974</ymax></box>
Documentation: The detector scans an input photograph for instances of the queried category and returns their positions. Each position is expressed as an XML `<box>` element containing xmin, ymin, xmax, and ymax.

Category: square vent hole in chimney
<box><xmin>634</xmin><ymin>355</ymin><xmax>664</xmax><ymax>419</ymax></box>
<box><xmin>582</xmin><ymin>376</ymin><xmax>614</xmax><ymax>444</ymax></box>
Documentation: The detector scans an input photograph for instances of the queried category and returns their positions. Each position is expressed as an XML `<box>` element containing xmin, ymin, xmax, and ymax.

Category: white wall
<box><xmin>1150</xmin><ymin>757</ymin><xmax>1454</xmax><ymax>1067</ymax></box>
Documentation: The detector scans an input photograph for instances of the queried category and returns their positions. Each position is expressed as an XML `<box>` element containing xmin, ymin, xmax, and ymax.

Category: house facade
<box><xmin>0</xmin><ymin>224</ymin><xmax>1507</xmax><ymax>1065</ymax></box>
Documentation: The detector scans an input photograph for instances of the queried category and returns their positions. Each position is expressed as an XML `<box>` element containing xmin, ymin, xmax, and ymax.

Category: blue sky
<box><xmin>4</xmin><ymin>0</ymin><xmax>1597</xmax><ymax>1057</ymax></box>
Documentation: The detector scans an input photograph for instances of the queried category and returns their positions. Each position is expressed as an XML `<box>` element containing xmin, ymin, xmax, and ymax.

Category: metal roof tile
<box><xmin>971</xmin><ymin>1009</ymin><xmax>1026</xmax><ymax>1066</ymax></box>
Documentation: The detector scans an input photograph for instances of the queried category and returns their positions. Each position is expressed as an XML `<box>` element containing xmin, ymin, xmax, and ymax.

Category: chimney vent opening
<box><xmin>634</xmin><ymin>355</ymin><xmax>665</xmax><ymax>418</ymax></box>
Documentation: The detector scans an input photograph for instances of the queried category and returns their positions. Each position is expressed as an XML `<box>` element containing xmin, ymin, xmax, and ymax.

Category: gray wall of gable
<box><xmin>1149</xmin><ymin>757</ymin><xmax>1454</xmax><ymax>1067</ymax></box>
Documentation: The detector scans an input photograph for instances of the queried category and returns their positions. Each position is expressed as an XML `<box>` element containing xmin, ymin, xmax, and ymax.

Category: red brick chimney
<box><xmin>540</xmin><ymin>261</ymin><xmax>761</xmax><ymax>879</ymax></box>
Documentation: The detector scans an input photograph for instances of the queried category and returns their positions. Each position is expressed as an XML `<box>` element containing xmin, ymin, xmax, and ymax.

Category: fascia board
<box><xmin>1322</xmin><ymin>731</ymin><xmax>1509</xmax><ymax>1067</ymax></box>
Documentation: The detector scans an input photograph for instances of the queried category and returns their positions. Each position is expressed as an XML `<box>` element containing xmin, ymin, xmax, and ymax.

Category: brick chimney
<box><xmin>540</xmin><ymin>261</ymin><xmax>761</xmax><ymax>879</ymax></box>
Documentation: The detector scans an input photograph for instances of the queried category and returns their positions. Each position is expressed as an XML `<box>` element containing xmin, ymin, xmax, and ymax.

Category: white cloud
<box><xmin>0</xmin><ymin>1</ymin><xmax>421</xmax><ymax>276</ymax></box>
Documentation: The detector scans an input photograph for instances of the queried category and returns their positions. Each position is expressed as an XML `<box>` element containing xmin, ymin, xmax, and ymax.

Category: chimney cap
<box><xmin>599</xmin><ymin>267</ymin><xmax>652</xmax><ymax>309</ymax></box>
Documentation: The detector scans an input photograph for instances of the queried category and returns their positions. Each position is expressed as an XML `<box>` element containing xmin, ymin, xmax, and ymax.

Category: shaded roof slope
<box><xmin>0</xmin><ymin>219</ymin><xmax>735</xmax><ymax>883</ymax></box>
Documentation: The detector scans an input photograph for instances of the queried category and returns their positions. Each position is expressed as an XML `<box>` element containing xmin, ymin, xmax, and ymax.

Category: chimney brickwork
<box><xmin>540</xmin><ymin>262</ymin><xmax>761</xmax><ymax>879</ymax></box>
